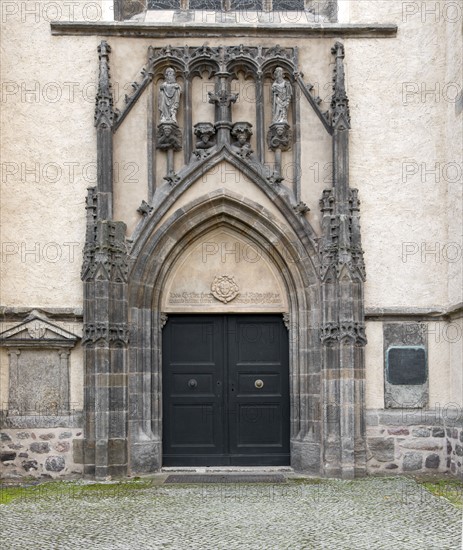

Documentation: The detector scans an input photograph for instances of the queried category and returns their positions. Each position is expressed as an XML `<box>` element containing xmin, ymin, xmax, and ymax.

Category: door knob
<box><xmin>188</xmin><ymin>379</ymin><xmax>197</xmax><ymax>389</ymax></box>
<box><xmin>254</xmin><ymin>379</ymin><xmax>264</xmax><ymax>389</ymax></box>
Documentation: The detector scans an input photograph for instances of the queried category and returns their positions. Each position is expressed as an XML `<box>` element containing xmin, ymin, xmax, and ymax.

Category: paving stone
<box><xmin>0</xmin><ymin>478</ymin><xmax>460</xmax><ymax>550</ymax></box>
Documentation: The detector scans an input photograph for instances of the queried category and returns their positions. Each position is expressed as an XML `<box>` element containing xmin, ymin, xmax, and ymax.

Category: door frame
<box><xmin>126</xmin><ymin>193</ymin><xmax>339</xmax><ymax>476</ymax></box>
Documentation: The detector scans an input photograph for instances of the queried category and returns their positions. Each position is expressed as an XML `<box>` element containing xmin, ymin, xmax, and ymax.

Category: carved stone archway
<box><xmin>127</xmin><ymin>189</ymin><xmax>322</xmax><ymax>474</ymax></box>
<box><xmin>81</xmin><ymin>41</ymin><xmax>367</xmax><ymax>480</ymax></box>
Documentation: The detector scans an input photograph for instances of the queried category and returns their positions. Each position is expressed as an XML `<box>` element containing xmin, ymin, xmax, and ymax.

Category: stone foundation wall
<box><xmin>446</xmin><ymin>426</ymin><xmax>463</xmax><ymax>480</ymax></box>
<box><xmin>0</xmin><ymin>428</ymin><xmax>83</xmax><ymax>480</ymax></box>
<box><xmin>366</xmin><ymin>410</ymin><xmax>462</xmax><ymax>478</ymax></box>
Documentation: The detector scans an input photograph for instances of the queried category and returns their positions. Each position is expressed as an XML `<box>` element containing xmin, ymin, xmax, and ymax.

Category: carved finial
<box><xmin>160</xmin><ymin>313</ymin><xmax>168</xmax><ymax>328</ymax></box>
<box><xmin>208</xmin><ymin>88</ymin><xmax>239</xmax><ymax>108</ymax></box>
<box><xmin>330</xmin><ymin>41</ymin><xmax>350</xmax><ymax>130</ymax></box>
<box><xmin>95</xmin><ymin>41</ymin><xmax>116</xmax><ymax>129</ymax></box>
<box><xmin>293</xmin><ymin>202</ymin><xmax>310</xmax><ymax>215</ymax></box>
<box><xmin>137</xmin><ymin>200</ymin><xmax>153</xmax><ymax>217</ymax></box>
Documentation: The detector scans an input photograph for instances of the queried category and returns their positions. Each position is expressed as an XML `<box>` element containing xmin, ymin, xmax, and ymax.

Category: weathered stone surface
<box><xmin>22</xmin><ymin>460</ymin><xmax>38</xmax><ymax>471</ymax></box>
<box><xmin>425</xmin><ymin>454</ymin><xmax>440</xmax><ymax>469</ymax></box>
<box><xmin>412</xmin><ymin>428</ymin><xmax>430</xmax><ymax>437</ymax></box>
<box><xmin>59</xmin><ymin>431</ymin><xmax>73</xmax><ymax>439</ymax></box>
<box><xmin>39</xmin><ymin>433</ymin><xmax>55</xmax><ymax>440</ymax></box>
<box><xmin>367</xmin><ymin>438</ymin><xmax>395</xmax><ymax>462</ymax></box>
<box><xmin>387</xmin><ymin>427</ymin><xmax>409</xmax><ymax>436</ymax></box>
<box><xmin>30</xmin><ymin>442</ymin><xmax>50</xmax><ymax>454</ymax></box>
<box><xmin>455</xmin><ymin>445</ymin><xmax>463</xmax><ymax>457</ymax></box>
<box><xmin>72</xmin><ymin>440</ymin><xmax>84</xmax><ymax>464</ymax></box>
<box><xmin>18</xmin><ymin>452</ymin><xmax>28</xmax><ymax>458</ymax></box>
<box><xmin>0</xmin><ymin>432</ymin><xmax>12</xmax><ymax>441</ymax></box>
<box><xmin>7</xmin><ymin>443</ymin><xmax>23</xmax><ymax>450</ymax></box>
<box><xmin>403</xmin><ymin>452</ymin><xmax>423</xmax><ymax>471</ymax></box>
<box><xmin>447</xmin><ymin>439</ymin><xmax>452</xmax><ymax>454</ymax></box>
<box><xmin>399</xmin><ymin>440</ymin><xmax>442</xmax><ymax>451</ymax></box>
<box><xmin>460</xmin><ymin>431</ymin><xmax>463</xmax><ymax>443</ymax></box>
<box><xmin>385</xmin><ymin>463</ymin><xmax>398</xmax><ymax>469</ymax></box>
<box><xmin>431</xmin><ymin>427</ymin><xmax>445</xmax><ymax>438</ymax></box>
<box><xmin>45</xmin><ymin>456</ymin><xmax>65</xmax><ymax>472</ymax></box>
<box><xmin>55</xmin><ymin>441</ymin><xmax>70</xmax><ymax>453</ymax></box>
<box><xmin>1</xmin><ymin>452</ymin><xmax>17</xmax><ymax>462</ymax></box>
<box><xmin>16</xmin><ymin>432</ymin><xmax>30</xmax><ymax>439</ymax></box>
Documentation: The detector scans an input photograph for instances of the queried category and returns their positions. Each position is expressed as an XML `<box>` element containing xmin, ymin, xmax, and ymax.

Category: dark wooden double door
<box><xmin>162</xmin><ymin>315</ymin><xmax>290</xmax><ymax>466</ymax></box>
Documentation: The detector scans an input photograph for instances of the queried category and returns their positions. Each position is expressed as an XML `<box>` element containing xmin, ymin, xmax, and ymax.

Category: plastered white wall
<box><xmin>364</xmin><ymin>321</ymin><xmax>384</xmax><ymax>409</ymax></box>
<box><xmin>1</xmin><ymin>2</ymin><xmax>461</xmax><ymax>410</ymax></box>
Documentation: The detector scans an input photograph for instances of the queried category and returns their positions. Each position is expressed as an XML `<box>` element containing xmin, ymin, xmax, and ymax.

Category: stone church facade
<box><xmin>0</xmin><ymin>1</ymin><xmax>461</xmax><ymax>480</ymax></box>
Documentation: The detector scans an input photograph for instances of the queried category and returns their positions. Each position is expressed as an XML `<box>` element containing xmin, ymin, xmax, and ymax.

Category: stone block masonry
<box><xmin>366</xmin><ymin>410</ymin><xmax>462</xmax><ymax>478</ymax></box>
<box><xmin>0</xmin><ymin>429</ymin><xmax>83</xmax><ymax>480</ymax></box>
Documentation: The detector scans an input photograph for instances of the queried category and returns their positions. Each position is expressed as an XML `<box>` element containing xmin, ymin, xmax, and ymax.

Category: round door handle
<box><xmin>254</xmin><ymin>379</ymin><xmax>264</xmax><ymax>389</ymax></box>
<box><xmin>188</xmin><ymin>379</ymin><xmax>198</xmax><ymax>389</ymax></box>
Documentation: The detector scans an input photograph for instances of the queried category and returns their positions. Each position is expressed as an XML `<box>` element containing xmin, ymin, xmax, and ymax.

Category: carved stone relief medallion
<box><xmin>211</xmin><ymin>275</ymin><xmax>239</xmax><ymax>304</ymax></box>
<box><xmin>27</xmin><ymin>322</ymin><xmax>46</xmax><ymax>339</ymax></box>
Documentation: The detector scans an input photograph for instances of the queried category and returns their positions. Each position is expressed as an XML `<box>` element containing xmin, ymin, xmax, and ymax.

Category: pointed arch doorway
<box><xmin>162</xmin><ymin>313</ymin><xmax>290</xmax><ymax>466</ymax></box>
<box><xmin>127</xmin><ymin>190</ymin><xmax>323</xmax><ymax>475</ymax></box>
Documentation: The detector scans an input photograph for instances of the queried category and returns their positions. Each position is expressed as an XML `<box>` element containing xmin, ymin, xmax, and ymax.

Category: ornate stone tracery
<box><xmin>81</xmin><ymin>40</ymin><xmax>367</xmax><ymax>480</ymax></box>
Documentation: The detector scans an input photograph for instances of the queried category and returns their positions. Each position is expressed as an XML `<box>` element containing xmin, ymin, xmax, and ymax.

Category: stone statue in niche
<box><xmin>231</xmin><ymin>122</ymin><xmax>253</xmax><ymax>158</ymax></box>
<box><xmin>267</xmin><ymin>122</ymin><xmax>292</xmax><ymax>152</ymax></box>
<box><xmin>193</xmin><ymin>122</ymin><xmax>216</xmax><ymax>159</ymax></box>
<box><xmin>271</xmin><ymin>67</ymin><xmax>292</xmax><ymax>124</ymax></box>
<box><xmin>158</xmin><ymin>67</ymin><xmax>181</xmax><ymax>124</ymax></box>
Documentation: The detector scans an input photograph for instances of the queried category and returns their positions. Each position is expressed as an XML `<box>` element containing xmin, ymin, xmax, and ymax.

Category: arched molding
<box><xmin>127</xmin><ymin>189</ymin><xmax>323</xmax><ymax>474</ymax></box>
<box><xmin>131</xmin><ymin>143</ymin><xmax>320</xmax><ymax>250</ymax></box>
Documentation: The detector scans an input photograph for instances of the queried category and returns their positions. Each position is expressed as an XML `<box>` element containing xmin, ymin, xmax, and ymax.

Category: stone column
<box><xmin>319</xmin><ymin>42</ymin><xmax>367</xmax><ymax>479</ymax></box>
<box><xmin>81</xmin><ymin>42</ymin><xmax>129</xmax><ymax>479</ymax></box>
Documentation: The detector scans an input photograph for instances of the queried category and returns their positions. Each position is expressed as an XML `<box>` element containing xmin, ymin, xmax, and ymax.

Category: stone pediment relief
<box><xmin>162</xmin><ymin>228</ymin><xmax>288</xmax><ymax>313</ymax></box>
<box><xmin>0</xmin><ymin>310</ymin><xmax>79</xmax><ymax>349</ymax></box>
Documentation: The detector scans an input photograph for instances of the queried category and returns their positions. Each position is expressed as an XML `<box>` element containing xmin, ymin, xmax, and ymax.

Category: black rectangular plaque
<box><xmin>386</xmin><ymin>347</ymin><xmax>427</xmax><ymax>386</ymax></box>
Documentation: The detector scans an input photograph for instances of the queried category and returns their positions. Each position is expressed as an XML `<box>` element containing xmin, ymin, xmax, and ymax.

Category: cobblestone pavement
<box><xmin>0</xmin><ymin>476</ymin><xmax>461</xmax><ymax>549</ymax></box>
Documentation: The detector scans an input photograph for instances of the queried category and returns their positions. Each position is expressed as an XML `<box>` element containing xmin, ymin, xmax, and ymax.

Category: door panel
<box><xmin>163</xmin><ymin>316</ymin><xmax>224</xmax><ymax>464</ymax></box>
<box><xmin>227</xmin><ymin>316</ymin><xmax>290</xmax><ymax>464</ymax></box>
<box><xmin>162</xmin><ymin>315</ymin><xmax>289</xmax><ymax>466</ymax></box>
